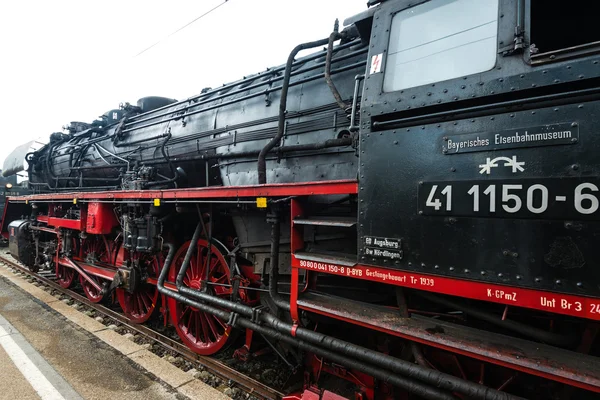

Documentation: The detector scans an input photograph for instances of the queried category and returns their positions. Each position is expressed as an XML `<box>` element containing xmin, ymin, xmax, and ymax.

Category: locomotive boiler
<box><xmin>3</xmin><ymin>0</ymin><xmax>600</xmax><ymax>399</ymax></box>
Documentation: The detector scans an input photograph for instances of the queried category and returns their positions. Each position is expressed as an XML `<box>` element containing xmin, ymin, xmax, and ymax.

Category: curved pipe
<box><xmin>175</xmin><ymin>221</ymin><xmax>203</xmax><ymax>288</ymax></box>
<box><xmin>124</xmin><ymin>40</ymin><xmax>363</xmax><ymax>129</ymax></box>
<box><xmin>325</xmin><ymin>20</ymin><xmax>348</xmax><ymax>112</ymax></box>
<box><xmin>257</xmin><ymin>36</ymin><xmax>331</xmax><ymax>184</ymax></box>
<box><xmin>143</xmin><ymin>133</ymin><xmax>179</xmax><ymax>189</ymax></box>
<box><xmin>157</xmin><ymin>249</ymin><xmax>457</xmax><ymax>400</ymax></box>
<box><xmin>161</xmin><ymin>228</ymin><xmax>521</xmax><ymax>400</ymax></box>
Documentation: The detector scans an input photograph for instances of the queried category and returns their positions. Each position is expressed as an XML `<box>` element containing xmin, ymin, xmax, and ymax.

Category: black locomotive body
<box><xmin>3</xmin><ymin>1</ymin><xmax>600</xmax><ymax>399</ymax></box>
<box><xmin>359</xmin><ymin>0</ymin><xmax>600</xmax><ymax>299</ymax></box>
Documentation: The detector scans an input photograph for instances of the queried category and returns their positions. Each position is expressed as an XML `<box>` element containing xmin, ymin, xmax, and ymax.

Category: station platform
<box><xmin>0</xmin><ymin>268</ymin><xmax>228</xmax><ymax>400</ymax></box>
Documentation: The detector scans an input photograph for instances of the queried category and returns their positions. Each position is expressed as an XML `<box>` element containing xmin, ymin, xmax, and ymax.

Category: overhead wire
<box><xmin>134</xmin><ymin>0</ymin><xmax>229</xmax><ymax>57</ymax></box>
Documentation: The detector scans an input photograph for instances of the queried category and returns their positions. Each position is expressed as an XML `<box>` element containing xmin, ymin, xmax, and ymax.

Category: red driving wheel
<box><xmin>167</xmin><ymin>239</ymin><xmax>235</xmax><ymax>355</ymax></box>
<box><xmin>116</xmin><ymin>254</ymin><xmax>160</xmax><ymax>324</ymax></box>
<box><xmin>56</xmin><ymin>237</ymin><xmax>78</xmax><ymax>289</ymax></box>
<box><xmin>79</xmin><ymin>236</ymin><xmax>111</xmax><ymax>303</ymax></box>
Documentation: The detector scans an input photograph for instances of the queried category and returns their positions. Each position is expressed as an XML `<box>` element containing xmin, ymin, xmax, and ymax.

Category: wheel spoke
<box><xmin>196</xmin><ymin>245</ymin><xmax>202</xmax><ymax>279</ymax></box>
<box><xmin>193</xmin><ymin>313</ymin><xmax>201</xmax><ymax>343</ymax></box>
<box><xmin>205</xmin><ymin>314</ymin><xmax>221</xmax><ymax>340</ymax></box>
<box><xmin>214</xmin><ymin>317</ymin><xmax>227</xmax><ymax>330</ymax></box>
<box><xmin>169</xmin><ymin>239</ymin><xmax>236</xmax><ymax>355</ymax></box>
<box><xmin>139</xmin><ymin>293</ymin><xmax>151</xmax><ymax>313</ymax></box>
<box><xmin>207</xmin><ymin>258</ymin><xmax>220</xmax><ymax>279</ymax></box>
<box><xmin>199</xmin><ymin>312</ymin><xmax>211</xmax><ymax>342</ymax></box>
<box><xmin>186</xmin><ymin>255</ymin><xmax>196</xmax><ymax>282</ymax></box>
<box><xmin>135</xmin><ymin>295</ymin><xmax>143</xmax><ymax>316</ymax></box>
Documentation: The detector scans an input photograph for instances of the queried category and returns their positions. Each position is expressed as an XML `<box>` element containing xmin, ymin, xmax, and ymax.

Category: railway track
<box><xmin>0</xmin><ymin>253</ymin><xmax>285</xmax><ymax>400</ymax></box>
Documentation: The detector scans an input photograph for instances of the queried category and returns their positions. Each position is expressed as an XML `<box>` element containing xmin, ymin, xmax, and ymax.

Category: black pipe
<box><xmin>65</xmin><ymin>136</ymin><xmax>351</xmax><ymax>174</ymax></box>
<box><xmin>114</xmin><ymin>132</ymin><xmax>169</xmax><ymax>147</ymax></box>
<box><xmin>175</xmin><ymin>221</ymin><xmax>203</xmax><ymax>288</ymax></box>
<box><xmin>121</xmin><ymin>60</ymin><xmax>366</xmax><ymax>135</ymax></box>
<box><xmin>124</xmin><ymin>40</ymin><xmax>365</xmax><ymax>128</ymax></box>
<box><xmin>416</xmin><ymin>291</ymin><xmax>575</xmax><ymax>347</ymax></box>
<box><xmin>203</xmin><ymin>204</ymin><xmax>213</xmax><ymax>292</ymax></box>
<box><xmin>156</xmin><ymin>255</ymin><xmax>458</xmax><ymax>400</ymax></box>
<box><xmin>143</xmin><ymin>133</ymin><xmax>179</xmax><ymax>189</ymax></box>
<box><xmin>163</xmin><ymin>236</ymin><xmax>520</xmax><ymax>399</ymax></box>
<box><xmin>31</xmin><ymin>136</ymin><xmax>350</xmax><ymax>190</ymax></box>
<box><xmin>236</xmin><ymin>317</ymin><xmax>458</xmax><ymax>400</ymax></box>
<box><xmin>267</xmin><ymin>209</ymin><xmax>290</xmax><ymax>311</ymax></box>
<box><xmin>325</xmin><ymin>20</ymin><xmax>349</xmax><ymax>112</ymax></box>
<box><xmin>154</xmin><ymin>137</ymin><xmax>354</xmax><ymax>165</ymax></box>
<box><xmin>257</xmin><ymin>36</ymin><xmax>331</xmax><ymax>184</ymax></box>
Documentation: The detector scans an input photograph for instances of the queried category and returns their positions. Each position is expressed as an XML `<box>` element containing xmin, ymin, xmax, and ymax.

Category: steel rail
<box><xmin>0</xmin><ymin>254</ymin><xmax>284</xmax><ymax>400</ymax></box>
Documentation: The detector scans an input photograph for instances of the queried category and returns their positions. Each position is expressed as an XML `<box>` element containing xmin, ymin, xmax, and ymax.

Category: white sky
<box><xmin>0</xmin><ymin>0</ymin><xmax>369</xmax><ymax>166</ymax></box>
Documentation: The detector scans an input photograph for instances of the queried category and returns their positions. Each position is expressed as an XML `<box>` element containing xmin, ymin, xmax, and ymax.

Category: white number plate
<box><xmin>418</xmin><ymin>178</ymin><xmax>600</xmax><ymax>219</ymax></box>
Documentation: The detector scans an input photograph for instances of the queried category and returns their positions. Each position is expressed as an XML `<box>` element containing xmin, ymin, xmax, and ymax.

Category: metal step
<box><xmin>297</xmin><ymin>292</ymin><xmax>600</xmax><ymax>393</ymax></box>
<box><xmin>294</xmin><ymin>251</ymin><xmax>357</xmax><ymax>267</ymax></box>
<box><xmin>293</xmin><ymin>216</ymin><xmax>357</xmax><ymax>228</ymax></box>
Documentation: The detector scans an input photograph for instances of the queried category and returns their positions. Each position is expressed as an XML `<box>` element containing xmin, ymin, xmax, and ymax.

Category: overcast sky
<box><xmin>0</xmin><ymin>0</ymin><xmax>369</xmax><ymax>167</ymax></box>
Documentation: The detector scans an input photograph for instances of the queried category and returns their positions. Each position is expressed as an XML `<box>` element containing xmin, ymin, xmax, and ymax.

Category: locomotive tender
<box><xmin>3</xmin><ymin>0</ymin><xmax>600</xmax><ymax>398</ymax></box>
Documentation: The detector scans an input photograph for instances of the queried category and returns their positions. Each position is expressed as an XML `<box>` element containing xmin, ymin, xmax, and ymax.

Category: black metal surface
<box><xmin>357</xmin><ymin>0</ymin><xmax>600</xmax><ymax>298</ymax></box>
<box><xmin>8</xmin><ymin>220</ymin><xmax>33</xmax><ymax>267</ymax></box>
<box><xmin>28</xmin><ymin>40</ymin><xmax>366</xmax><ymax>191</ymax></box>
<box><xmin>359</xmin><ymin>99</ymin><xmax>600</xmax><ymax>297</ymax></box>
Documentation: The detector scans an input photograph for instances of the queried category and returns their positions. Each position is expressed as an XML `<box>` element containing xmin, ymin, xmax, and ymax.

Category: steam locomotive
<box><xmin>0</xmin><ymin>172</ymin><xmax>28</xmax><ymax>236</ymax></box>
<box><xmin>3</xmin><ymin>0</ymin><xmax>599</xmax><ymax>398</ymax></box>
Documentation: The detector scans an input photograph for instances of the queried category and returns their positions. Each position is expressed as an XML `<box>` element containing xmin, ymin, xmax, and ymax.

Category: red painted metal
<box><xmin>167</xmin><ymin>239</ymin><xmax>234</xmax><ymax>355</ymax></box>
<box><xmin>290</xmin><ymin>268</ymin><xmax>300</xmax><ymax>322</ymax></box>
<box><xmin>296</xmin><ymin>292</ymin><xmax>600</xmax><ymax>393</ymax></box>
<box><xmin>36</xmin><ymin>215</ymin><xmax>49</xmax><ymax>223</ymax></box>
<box><xmin>55</xmin><ymin>238</ymin><xmax>77</xmax><ymax>288</ymax></box>
<box><xmin>9</xmin><ymin>180</ymin><xmax>358</xmax><ymax>202</ymax></box>
<box><xmin>31</xmin><ymin>226</ymin><xmax>58</xmax><ymax>234</ymax></box>
<box><xmin>79</xmin><ymin>273</ymin><xmax>106</xmax><ymax>303</ymax></box>
<box><xmin>306</xmin><ymin>353</ymin><xmax>376</xmax><ymax>400</ymax></box>
<box><xmin>0</xmin><ymin>197</ymin><xmax>8</xmax><ymax>231</ymax></box>
<box><xmin>282</xmin><ymin>389</ymin><xmax>350</xmax><ymax>400</ymax></box>
<box><xmin>58</xmin><ymin>258</ymin><xmax>106</xmax><ymax>292</ymax></box>
<box><xmin>47</xmin><ymin>217</ymin><xmax>85</xmax><ymax>230</ymax></box>
<box><xmin>146</xmin><ymin>277</ymin><xmax>178</xmax><ymax>291</ymax></box>
<box><xmin>320</xmin><ymin>391</ymin><xmax>349</xmax><ymax>400</ymax></box>
<box><xmin>289</xmin><ymin>198</ymin><xmax>305</xmax><ymax>323</ymax></box>
<box><xmin>116</xmin><ymin>253</ymin><xmax>160</xmax><ymax>324</ymax></box>
<box><xmin>86</xmin><ymin>202</ymin><xmax>119</xmax><ymax>234</ymax></box>
<box><xmin>292</xmin><ymin>256</ymin><xmax>600</xmax><ymax>321</ymax></box>
<box><xmin>78</xmin><ymin>236</ymin><xmax>112</xmax><ymax>302</ymax></box>
<box><xmin>57</xmin><ymin>260</ymin><xmax>116</xmax><ymax>281</ymax></box>
<box><xmin>233</xmin><ymin>329</ymin><xmax>255</xmax><ymax>361</ymax></box>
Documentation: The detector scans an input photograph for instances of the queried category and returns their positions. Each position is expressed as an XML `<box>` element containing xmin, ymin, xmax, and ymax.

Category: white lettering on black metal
<box><xmin>443</xmin><ymin>122</ymin><xmax>578</xmax><ymax>154</ymax></box>
<box><xmin>418</xmin><ymin>179</ymin><xmax>600</xmax><ymax>219</ymax></box>
<box><xmin>364</xmin><ymin>236</ymin><xmax>403</xmax><ymax>260</ymax></box>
